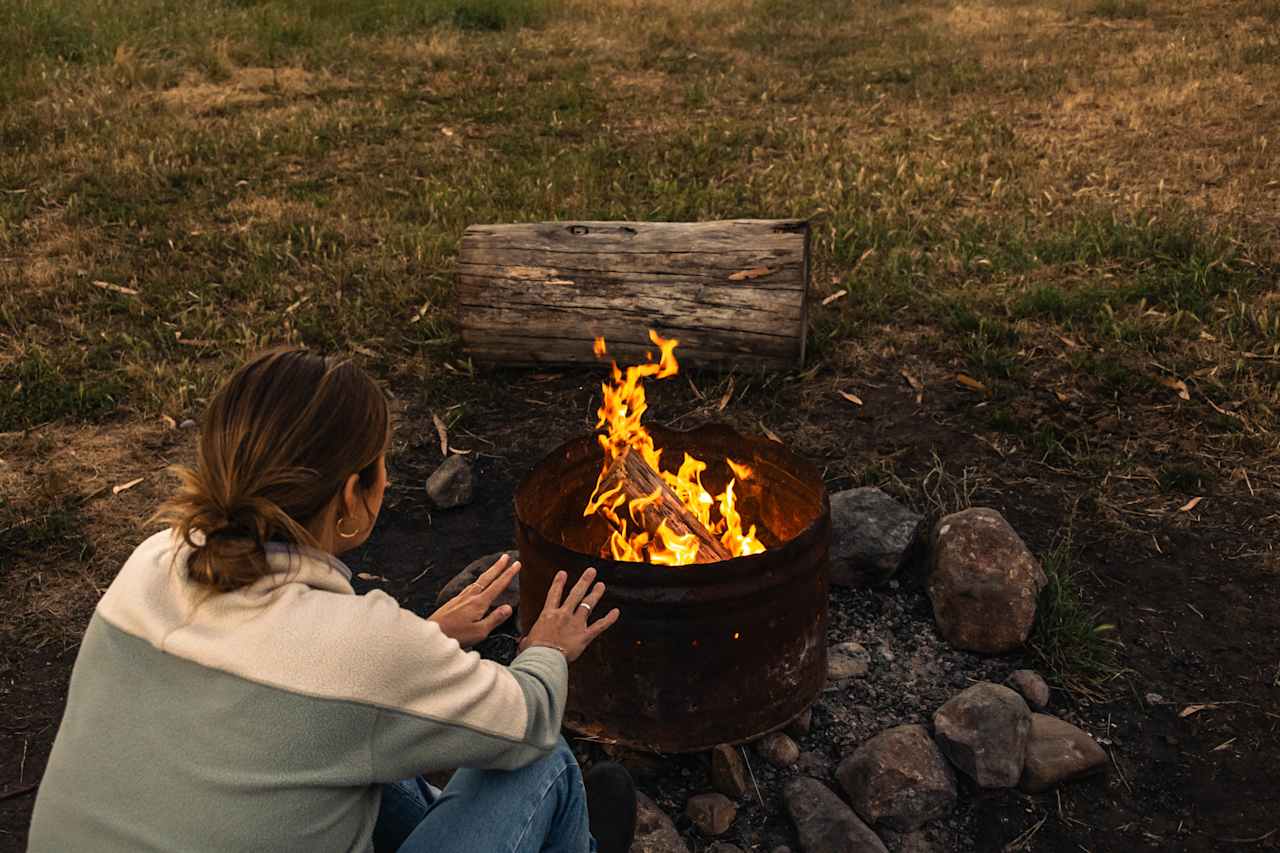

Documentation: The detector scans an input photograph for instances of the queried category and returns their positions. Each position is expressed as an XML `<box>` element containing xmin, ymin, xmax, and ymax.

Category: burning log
<box><xmin>457</xmin><ymin>219</ymin><xmax>810</xmax><ymax>371</ymax></box>
<box><xmin>595</xmin><ymin>448</ymin><xmax>733</xmax><ymax>564</ymax></box>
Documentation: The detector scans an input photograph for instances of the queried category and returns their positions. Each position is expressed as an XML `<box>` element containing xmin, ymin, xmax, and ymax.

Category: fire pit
<box><xmin>515</xmin><ymin>336</ymin><xmax>830</xmax><ymax>752</ymax></box>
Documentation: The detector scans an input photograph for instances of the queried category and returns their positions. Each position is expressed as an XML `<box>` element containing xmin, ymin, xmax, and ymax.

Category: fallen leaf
<box><xmin>954</xmin><ymin>373</ymin><xmax>988</xmax><ymax>393</ymax></box>
<box><xmin>728</xmin><ymin>267</ymin><xmax>771</xmax><ymax>281</ymax></box>
<box><xmin>1054</xmin><ymin>389</ymin><xmax>1072</xmax><ymax>403</ymax></box>
<box><xmin>717</xmin><ymin>377</ymin><xmax>735</xmax><ymax>412</ymax></box>
<box><xmin>838</xmin><ymin>390</ymin><xmax>863</xmax><ymax>406</ymax></box>
<box><xmin>112</xmin><ymin>477</ymin><xmax>144</xmax><ymax>495</ymax></box>
<box><xmin>1211</xmin><ymin>738</ymin><xmax>1237</xmax><ymax>752</ymax></box>
<box><xmin>432</xmin><ymin>413</ymin><xmax>449</xmax><ymax>456</ymax></box>
<box><xmin>351</xmin><ymin>344</ymin><xmax>377</xmax><ymax>359</ymax></box>
<box><xmin>1199</xmin><ymin>330</ymin><xmax>1217</xmax><ymax>342</ymax></box>
<box><xmin>760</xmin><ymin>423</ymin><xmax>782</xmax><ymax>443</ymax></box>
<box><xmin>355</xmin><ymin>572</ymin><xmax>388</xmax><ymax>582</ymax></box>
<box><xmin>1178</xmin><ymin>496</ymin><xmax>1203</xmax><ymax>513</ymax></box>
<box><xmin>900</xmin><ymin>368</ymin><xmax>925</xmax><ymax>403</ymax></box>
<box><xmin>1159</xmin><ymin>376</ymin><xmax>1191</xmax><ymax>401</ymax></box>
<box><xmin>1179</xmin><ymin>703</ymin><xmax>1219</xmax><ymax>718</ymax></box>
<box><xmin>821</xmin><ymin>289</ymin><xmax>848</xmax><ymax>306</ymax></box>
<box><xmin>1056</xmin><ymin>334</ymin><xmax>1080</xmax><ymax>349</ymax></box>
<box><xmin>161</xmin><ymin>414</ymin><xmax>177</xmax><ymax>430</ymax></box>
<box><xmin>92</xmin><ymin>280</ymin><xmax>139</xmax><ymax>296</ymax></box>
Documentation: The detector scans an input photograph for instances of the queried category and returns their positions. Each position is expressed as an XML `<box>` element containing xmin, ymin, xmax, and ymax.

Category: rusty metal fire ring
<box><xmin>516</xmin><ymin>424</ymin><xmax>830</xmax><ymax>754</ymax></box>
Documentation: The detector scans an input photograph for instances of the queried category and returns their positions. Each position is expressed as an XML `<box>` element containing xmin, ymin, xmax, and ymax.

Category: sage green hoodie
<box><xmin>28</xmin><ymin>530</ymin><xmax>567</xmax><ymax>852</ymax></box>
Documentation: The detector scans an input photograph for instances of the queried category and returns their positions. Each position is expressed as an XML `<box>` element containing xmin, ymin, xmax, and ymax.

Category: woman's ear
<box><xmin>341</xmin><ymin>472</ymin><xmax>363</xmax><ymax>522</ymax></box>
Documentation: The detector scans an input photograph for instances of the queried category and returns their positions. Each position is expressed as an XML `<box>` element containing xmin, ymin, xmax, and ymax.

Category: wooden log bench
<box><xmin>456</xmin><ymin>219</ymin><xmax>810</xmax><ymax>371</ymax></box>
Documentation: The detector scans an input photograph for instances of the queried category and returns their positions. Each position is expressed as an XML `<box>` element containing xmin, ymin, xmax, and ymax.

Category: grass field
<box><xmin>3</xmin><ymin>0</ymin><xmax>1279</xmax><ymax>659</ymax></box>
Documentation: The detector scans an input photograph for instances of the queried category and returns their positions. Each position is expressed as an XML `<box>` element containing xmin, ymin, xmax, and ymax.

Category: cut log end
<box><xmin>594</xmin><ymin>450</ymin><xmax>732</xmax><ymax>564</ymax></box>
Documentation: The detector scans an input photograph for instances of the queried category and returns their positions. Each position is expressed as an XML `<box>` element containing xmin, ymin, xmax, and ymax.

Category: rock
<box><xmin>787</xmin><ymin>706</ymin><xmax>813</xmax><ymax>738</ymax></box>
<box><xmin>836</xmin><ymin>724</ymin><xmax>957</xmax><ymax>832</ymax></box>
<box><xmin>1006</xmin><ymin>670</ymin><xmax>1051</xmax><ymax>712</ymax></box>
<box><xmin>932</xmin><ymin>682</ymin><xmax>1031</xmax><ymax>788</ymax></box>
<box><xmin>426</xmin><ymin>454</ymin><xmax>474</xmax><ymax>509</ymax></box>
<box><xmin>707</xmin><ymin>845</ymin><xmax>744</xmax><ymax>853</ymax></box>
<box><xmin>1019</xmin><ymin>713</ymin><xmax>1108</xmax><ymax>793</ymax></box>
<box><xmin>1145</xmin><ymin>692</ymin><xmax>1167</xmax><ymax>706</ymax></box>
<box><xmin>436</xmin><ymin>551</ymin><xmax>520</xmax><ymax>615</ymax></box>
<box><xmin>829</xmin><ymin>487</ymin><xmax>924</xmax><ymax>587</ymax></box>
<box><xmin>686</xmin><ymin>792</ymin><xmax>736</xmax><ymax>836</ymax></box>
<box><xmin>883</xmin><ymin>830</ymin><xmax>942</xmax><ymax>853</ymax></box>
<box><xmin>756</xmin><ymin>732</ymin><xmax>800</xmax><ymax>768</ymax></box>
<box><xmin>711</xmin><ymin>744</ymin><xmax>750</xmax><ymax>798</ymax></box>
<box><xmin>783</xmin><ymin>777</ymin><xmax>888</xmax><ymax>853</ymax></box>
<box><xmin>927</xmin><ymin>508</ymin><xmax>1047</xmax><ymax>653</ymax></box>
<box><xmin>828</xmin><ymin>642</ymin><xmax>871</xmax><ymax>681</ymax></box>
<box><xmin>179</xmin><ymin>418</ymin><xmax>197</xmax><ymax>429</ymax></box>
<box><xmin>632</xmin><ymin>792</ymin><xmax>689</xmax><ymax>853</ymax></box>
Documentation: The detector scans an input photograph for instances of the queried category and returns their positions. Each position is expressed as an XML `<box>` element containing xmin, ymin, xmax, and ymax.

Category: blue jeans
<box><xmin>372</xmin><ymin>737</ymin><xmax>597</xmax><ymax>853</ymax></box>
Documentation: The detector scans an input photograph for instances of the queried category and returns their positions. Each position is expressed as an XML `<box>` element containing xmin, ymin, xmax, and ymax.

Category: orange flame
<box><xmin>584</xmin><ymin>331</ymin><xmax>766</xmax><ymax>565</ymax></box>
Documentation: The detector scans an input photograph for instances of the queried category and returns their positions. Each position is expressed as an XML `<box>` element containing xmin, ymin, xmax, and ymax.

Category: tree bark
<box><xmin>457</xmin><ymin>219</ymin><xmax>810</xmax><ymax>371</ymax></box>
<box><xmin>594</xmin><ymin>449</ymin><xmax>732</xmax><ymax>563</ymax></box>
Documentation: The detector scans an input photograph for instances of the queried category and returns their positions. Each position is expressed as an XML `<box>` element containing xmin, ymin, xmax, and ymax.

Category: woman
<box><xmin>28</xmin><ymin>348</ymin><xmax>636</xmax><ymax>853</ymax></box>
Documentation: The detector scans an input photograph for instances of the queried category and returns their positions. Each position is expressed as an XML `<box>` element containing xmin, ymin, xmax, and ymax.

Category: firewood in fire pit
<box><xmin>594</xmin><ymin>448</ymin><xmax>732</xmax><ymax>563</ymax></box>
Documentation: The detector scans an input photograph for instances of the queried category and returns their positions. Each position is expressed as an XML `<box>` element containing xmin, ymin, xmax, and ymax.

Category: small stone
<box><xmin>711</xmin><ymin>744</ymin><xmax>750</xmax><ymax>798</ymax></box>
<box><xmin>829</xmin><ymin>487</ymin><xmax>925</xmax><ymax>588</ymax></box>
<box><xmin>927</xmin><ymin>508</ymin><xmax>1047</xmax><ymax>653</ymax></box>
<box><xmin>707</xmin><ymin>845</ymin><xmax>744</xmax><ymax>853</ymax></box>
<box><xmin>828</xmin><ymin>642</ymin><xmax>871</xmax><ymax>681</ymax></box>
<box><xmin>437</xmin><ymin>551</ymin><xmax>520</xmax><ymax>615</ymax></box>
<box><xmin>1145</xmin><ymin>692</ymin><xmax>1166</xmax><ymax>706</ymax></box>
<box><xmin>783</xmin><ymin>777</ymin><xmax>889</xmax><ymax>853</ymax></box>
<box><xmin>633</xmin><ymin>792</ymin><xmax>690</xmax><ymax>853</ymax></box>
<box><xmin>1006</xmin><ymin>670</ymin><xmax>1051</xmax><ymax>712</ymax></box>
<box><xmin>837</xmin><ymin>724</ymin><xmax>957</xmax><ymax>832</ymax></box>
<box><xmin>426</xmin><ymin>454</ymin><xmax>473</xmax><ymax>509</ymax></box>
<box><xmin>179</xmin><ymin>418</ymin><xmax>197</xmax><ymax>429</ymax></box>
<box><xmin>686</xmin><ymin>792</ymin><xmax>736</xmax><ymax>836</ymax></box>
<box><xmin>933</xmin><ymin>682</ymin><xmax>1031</xmax><ymax>788</ymax></box>
<box><xmin>1019</xmin><ymin>713</ymin><xmax>1108</xmax><ymax>793</ymax></box>
<box><xmin>756</xmin><ymin>732</ymin><xmax>801</xmax><ymax>768</ymax></box>
<box><xmin>786</xmin><ymin>706</ymin><xmax>814</xmax><ymax>738</ymax></box>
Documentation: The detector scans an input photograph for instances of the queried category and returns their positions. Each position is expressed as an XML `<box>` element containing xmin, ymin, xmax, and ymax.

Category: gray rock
<box><xmin>427</xmin><ymin>454</ymin><xmax>474</xmax><ymax>509</ymax></box>
<box><xmin>829</xmin><ymin>487</ymin><xmax>924</xmax><ymax>587</ymax></box>
<box><xmin>1019</xmin><ymin>713</ymin><xmax>1107</xmax><ymax>793</ymax></box>
<box><xmin>837</xmin><ymin>724</ymin><xmax>957</xmax><ymax>832</ymax></box>
<box><xmin>883</xmin><ymin>830</ymin><xmax>942</xmax><ymax>853</ymax></box>
<box><xmin>828</xmin><ymin>642</ymin><xmax>871</xmax><ymax>681</ymax></box>
<box><xmin>711</xmin><ymin>744</ymin><xmax>750</xmax><ymax>799</ymax></box>
<box><xmin>927</xmin><ymin>508</ymin><xmax>1047</xmax><ymax>653</ymax></box>
<box><xmin>783</xmin><ymin>777</ymin><xmax>888</xmax><ymax>853</ymax></box>
<box><xmin>787</xmin><ymin>706</ymin><xmax>814</xmax><ymax>738</ymax></box>
<box><xmin>436</xmin><ymin>551</ymin><xmax>520</xmax><ymax>615</ymax></box>
<box><xmin>756</xmin><ymin>732</ymin><xmax>800</xmax><ymax>768</ymax></box>
<box><xmin>1006</xmin><ymin>670</ymin><xmax>1051</xmax><ymax>712</ymax></box>
<box><xmin>686</xmin><ymin>792</ymin><xmax>736</xmax><ymax>836</ymax></box>
<box><xmin>179</xmin><ymin>418</ymin><xmax>197</xmax><ymax>429</ymax></box>
<box><xmin>632</xmin><ymin>792</ymin><xmax>689</xmax><ymax>853</ymax></box>
<box><xmin>933</xmin><ymin>682</ymin><xmax>1031</xmax><ymax>788</ymax></box>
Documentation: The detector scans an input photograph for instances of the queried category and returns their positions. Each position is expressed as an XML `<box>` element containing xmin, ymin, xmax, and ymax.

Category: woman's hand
<box><xmin>428</xmin><ymin>554</ymin><xmax>520</xmax><ymax>649</ymax></box>
<box><xmin>519</xmin><ymin>567</ymin><xmax>619</xmax><ymax>663</ymax></box>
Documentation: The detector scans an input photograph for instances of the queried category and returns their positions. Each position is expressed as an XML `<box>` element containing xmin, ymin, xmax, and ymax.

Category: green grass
<box><xmin>1030</xmin><ymin>537</ymin><xmax>1124</xmax><ymax>696</ymax></box>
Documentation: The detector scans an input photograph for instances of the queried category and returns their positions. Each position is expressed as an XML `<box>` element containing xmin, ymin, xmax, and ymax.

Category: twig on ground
<box><xmin>739</xmin><ymin>746</ymin><xmax>765</xmax><ymax>809</ymax></box>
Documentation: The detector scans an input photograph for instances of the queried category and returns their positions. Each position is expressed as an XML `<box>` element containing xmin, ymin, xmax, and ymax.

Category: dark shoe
<box><xmin>583</xmin><ymin>761</ymin><xmax>637</xmax><ymax>853</ymax></box>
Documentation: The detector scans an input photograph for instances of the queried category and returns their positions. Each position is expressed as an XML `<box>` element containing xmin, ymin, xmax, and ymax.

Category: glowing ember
<box><xmin>584</xmin><ymin>330</ymin><xmax>767</xmax><ymax>565</ymax></box>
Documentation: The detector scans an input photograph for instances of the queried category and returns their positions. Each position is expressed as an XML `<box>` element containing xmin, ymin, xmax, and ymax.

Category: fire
<box><xmin>584</xmin><ymin>330</ymin><xmax>766</xmax><ymax>565</ymax></box>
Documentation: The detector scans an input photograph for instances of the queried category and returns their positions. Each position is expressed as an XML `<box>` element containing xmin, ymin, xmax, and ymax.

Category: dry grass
<box><xmin>2</xmin><ymin>0</ymin><xmax>1279</xmax><ymax>646</ymax></box>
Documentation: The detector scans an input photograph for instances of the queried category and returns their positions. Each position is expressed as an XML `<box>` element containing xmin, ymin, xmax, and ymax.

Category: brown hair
<box><xmin>154</xmin><ymin>347</ymin><xmax>389</xmax><ymax>591</ymax></box>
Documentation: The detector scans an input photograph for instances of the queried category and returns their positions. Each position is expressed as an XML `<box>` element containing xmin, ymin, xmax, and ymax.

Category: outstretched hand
<box><xmin>519</xmin><ymin>567</ymin><xmax>620</xmax><ymax>663</ymax></box>
<box><xmin>429</xmin><ymin>554</ymin><xmax>520</xmax><ymax>648</ymax></box>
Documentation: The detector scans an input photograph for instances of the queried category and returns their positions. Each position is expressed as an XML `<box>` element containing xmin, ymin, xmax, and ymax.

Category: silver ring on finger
<box><xmin>577</xmin><ymin>602</ymin><xmax>592</xmax><ymax>612</ymax></box>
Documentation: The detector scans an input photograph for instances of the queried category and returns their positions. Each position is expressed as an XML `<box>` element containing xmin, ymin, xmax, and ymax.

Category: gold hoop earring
<box><xmin>336</xmin><ymin>516</ymin><xmax>362</xmax><ymax>539</ymax></box>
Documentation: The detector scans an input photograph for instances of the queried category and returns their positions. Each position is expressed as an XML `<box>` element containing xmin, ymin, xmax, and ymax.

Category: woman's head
<box><xmin>155</xmin><ymin>347</ymin><xmax>390</xmax><ymax>591</ymax></box>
